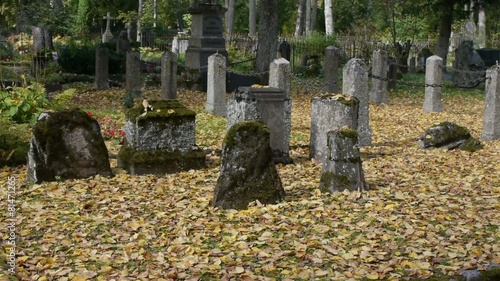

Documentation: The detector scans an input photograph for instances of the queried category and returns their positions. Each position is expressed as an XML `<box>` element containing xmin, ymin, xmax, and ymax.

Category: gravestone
<box><xmin>0</xmin><ymin>34</ymin><xmax>7</xmax><ymax>46</ymax></box>
<box><xmin>117</xmin><ymin>100</ymin><xmax>205</xmax><ymax>175</ymax></box>
<box><xmin>482</xmin><ymin>66</ymin><xmax>500</xmax><ymax>141</ymax></box>
<box><xmin>227</xmin><ymin>86</ymin><xmax>292</xmax><ymax>164</ymax></box>
<box><xmin>102</xmin><ymin>12</ymin><xmax>114</xmax><ymax>43</ymax></box>
<box><xmin>319</xmin><ymin>127</ymin><xmax>367</xmax><ymax>193</ymax></box>
<box><xmin>172</xmin><ymin>36</ymin><xmax>189</xmax><ymax>54</ymax></box>
<box><xmin>342</xmin><ymin>58</ymin><xmax>372</xmax><ymax>146</ymax></box>
<box><xmin>423</xmin><ymin>55</ymin><xmax>443</xmax><ymax>112</ymax></box>
<box><xmin>161</xmin><ymin>51</ymin><xmax>177</xmax><ymax>100</ymax></box>
<box><xmin>452</xmin><ymin>40</ymin><xmax>485</xmax><ymax>88</ymax></box>
<box><xmin>126</xmin><ymin>51</ymin><xmax>141</xmax><ymax>97</ymax></box>
<box><xmin>409</xmin><ymin>57</ymin><xmax>416</xmax><ymax>73</ymax></box>
<box><xmin>310</xmin><ymin>94</ymin><xmax>359</xmax><ymax>163</ymax></box>
<box><xmin>116</xmin><ymin>30</ymin><xmax>131</xmax><ymax>53</ymax></box>
<box><xmin>213</xmin><ymin>120</ymin><xmax>285</xmax><ymax>210</ymax></box>
<box><xmin>27</xmin><ymin>109</ymin><xmax>113</xmax><ymax>183</ymax></box>
<box><xmin>417</xmin><ymin>47</ymin><xmax>433</xmax><ymax>73</ymax></box>
<box><xmin>95</xmin><ymin>44</ymin><xmax>109</xmax><ymax>90</ymax></box>
<box><xmin>418</xmin><ymin>122</ymin><xmax>483</xmax><ymax>152</ymax></box>
<box><xmin>369</xmin><ymin>49</ymin><xmax>388</xmax><ymax>104</ymax></box>
<box><xmin>278</xmin><ymin>40</ymin><xmax>291</xmax><ymax>61</ymax></box>
<box><xmin>185</xmin><ymin>1</ymin><xmax>228</xmax><ymax>70</ymax></box>
<box><xmin>323</xmin><ymin>46</ymin><xmax>340</xmax><ymax>94</ymax></box>
<box><xmin>387</xmin><ymin>57</ymin><xmax>398</xmax><ymax>91</ymax></box>
<box><xmin>206</xmin><ymin>53</ymin><xmax>227</xmax><ymax>116</ymax></box>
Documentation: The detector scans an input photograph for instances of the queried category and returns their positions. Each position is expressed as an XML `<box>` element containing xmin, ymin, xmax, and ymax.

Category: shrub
<box><xmin>0</xmin><ymin>81</ymin><xmax>49</xmax><ymax>124</ymax></box>
<box><xmin>58</xmin><ymin>40</ymin><xmax>125</xmax><ymax>75</ymax></box>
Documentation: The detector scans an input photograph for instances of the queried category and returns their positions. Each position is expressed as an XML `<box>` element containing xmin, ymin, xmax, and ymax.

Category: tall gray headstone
<box><xmin>161</xmin><ymin>51</ymin><xmax>177</xmax><ymax>100</ymax></box>
<box><xmin>310</xmin><ymin>94</ymin><xmax>359</xmax><ymax>163</ymax></box>
<box><xmin>323</xmin><ymin>46</ymin><xmax>340</xmax><ymax>94</ymax></box>
<box><xmin>126</xmin><ymin>51</ymin><xmax>141</xmax><ymax>98</ymax></box>
<box><xmin>269</xmin><ymin>57</ymin><xmax>292</xmax><ymax>161</ymax></box>
<box><xmin>369</xmin><ymin>49</ymin><xmax>388</xmax><ymax>104</ymax></box>
<box><xmin>206</xmin><ymin>53</ymin><xmax>227</xmax><ymax>116</ymax></box>
<box><xmin>482</xmin><ymin>66</ymin><xmax>500</xmax><ymax>140</ymax></box>
<box><xmin>423</xmin><ymin>55</ymin><xmax>443</xmax><ymax>112</ymax></box>
<box><xmin>95</xmin><ymin>44</ymin><xmax>109</xmax><ymax>90</ymax></box>
<box><xmin>342</xmin><ymin>58</ymin><xmax>372</xmax><ymax>146</ymax></box>
<box><xmin>319</xmin><ymin>128</ymin><xmax>367</xmax><ymax>193</ymax></box>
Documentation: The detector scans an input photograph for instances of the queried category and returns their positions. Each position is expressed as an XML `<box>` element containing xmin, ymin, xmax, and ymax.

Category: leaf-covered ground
<box><xmin>1</xmin><ymin>86</ymin><xmax>499</xmax><ymax>281</ymax></box>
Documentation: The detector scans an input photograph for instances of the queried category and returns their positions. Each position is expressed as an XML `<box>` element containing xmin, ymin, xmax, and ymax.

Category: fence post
<box><xmin>206</xmin><ymin>53</ymin><xmax>227</xmax><ymax>117</ymax></box>
<box><xmin>482</xmin><ymin>66</ymin><xmax>500</xmax><ymax>140</ymax></box>
<box><xmin>342</xmin><ymin>58</ymin><xmax>372</xmax><ymax>146</ymax></box>
<box><xmin>323</xmin><ymin>46</ymin><xmax>340</xmax><ymax>94</ymax></box>
<box><xmin>369</xmin><ymin>49</ymin><xmax>388</xmax><ymax>104</ymax></box>
<box><xmin>161</xmin><ymin>51</ymin><xmax>177</xmax><ymax>100</ymax></box>
<box><xmin>423</xmin><ymin>55</ymin><xmax>443</xmax><ymax>112</ymax></box>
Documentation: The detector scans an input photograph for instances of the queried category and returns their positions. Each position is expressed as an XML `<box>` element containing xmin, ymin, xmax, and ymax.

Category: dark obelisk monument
<box><xmin>185</xmin><ymin>0</ymin><xmax>228</xmax><ymax>70</ymax></box>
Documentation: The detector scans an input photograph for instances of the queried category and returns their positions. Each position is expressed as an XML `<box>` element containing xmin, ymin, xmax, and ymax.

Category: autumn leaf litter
<box><xmin>1</xmin><ymin>89</ymin><xmax>499</xmax><ymax>280</ymax></box>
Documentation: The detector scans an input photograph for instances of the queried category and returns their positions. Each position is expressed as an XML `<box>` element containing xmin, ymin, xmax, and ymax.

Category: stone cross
<box><xmin>102</xmin><ymin>12</ymin><xmax>114</xmax><ymax>43</ymax></box>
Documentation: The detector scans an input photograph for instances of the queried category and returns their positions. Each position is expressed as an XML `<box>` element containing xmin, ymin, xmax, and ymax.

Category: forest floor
<box><xmin>1</xmin><ymin>83</ymin><xmax>499</xmax><ymax>281</ymax></box>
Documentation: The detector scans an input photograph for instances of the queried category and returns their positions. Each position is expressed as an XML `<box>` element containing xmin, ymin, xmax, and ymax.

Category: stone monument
<box><xmin>184</xmin><ymin>1</ymin><xmax>228</xmax><ymax>70</ymax></box>
<box><xmin>102</xmin><ymin>12</ymin><xmax>114</xmax><ymax>43</ymax></box>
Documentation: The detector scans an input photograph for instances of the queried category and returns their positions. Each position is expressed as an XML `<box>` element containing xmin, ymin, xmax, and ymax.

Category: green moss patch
<box><xmin>125</xmin><ymin>100</ymin><xmax>196</xmax><ymax>120</ymax></box>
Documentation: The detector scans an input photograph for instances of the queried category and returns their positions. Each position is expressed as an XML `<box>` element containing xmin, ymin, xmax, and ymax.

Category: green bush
<box><xmin>0</xmin><ymin>117</ymin><xmax>31</xmax><ymax>166</ymax></box>
<box><xmin>0</xmin><ymin>82</ymin><xmax>49</xmax><ymax>124</ymax></box>
<box><xmin>58</xmin><ymin>40</ymin><xmax>125</xmax><ymax>75</ymax></box>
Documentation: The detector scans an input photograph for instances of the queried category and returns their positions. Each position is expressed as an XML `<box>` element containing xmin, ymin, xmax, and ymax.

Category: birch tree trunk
<box><xmin>226</xmin><ymin>0</ymin><xmax>236</xmax><ymax>35</ymax></box>
<box><xmin>324</xmin><ymin>0</ymin><xmax>334</xmax><ymax>35</ymax></box>
<box><xmin>137</xmin><ymin>0</ymin><xmax>143</xmax><ymax>42</ymax></box>
<box><xmin>477</xmin><ymin>2</ymin><xmax>486</xmax><ymax>48</ymax></box>
<box><xmin>305</xmin><ymin>0</ymin><xmax>311</xmax><ymax>37</ymax></box>
<box><xmin>294</xmin><ymin>0</ymin><xmax>306</xmax><ymax>37</ymax></box>
<box><xmin>249</xmin><ymin>0</ymin><xmax>256</xmax><ymax>36</ymax></box>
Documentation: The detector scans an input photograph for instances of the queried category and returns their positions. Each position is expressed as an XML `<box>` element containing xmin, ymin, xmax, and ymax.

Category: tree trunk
<box><xmin>226</xmin><ymin>0</ymin><xmax>236</xmax><ymax>35</ymax></box>
<box><xmin>295</xmin><ymin>0</ymin><xmax>306</xmax><ymax>37</ymax></box>
<box><xmin>305</xmin><ymin>0</ymin><xmax>311</xmax><ymax>37</ymax></box>
<box><xmin>310</xmin><ymin>0</ymin><xmax>317</xmax><ymax>33</ymax></box>
<box><xmin>249</xmin><ymin>0</ymin><xmax>256</xmax><ymax>35</ymax></box>
<box><xmin>137</xmin><ymin>0</ymin><xmax>143</xmax><ymax>42</ymax></box>
<box><xmin>477</xmin><ymin>1</ymin><xmax>486</xmax><ymax>48</ymax></box>
<box><xmin>435</xmin><ymin>0</ymin><xmax>454</xmax><ymax>67</ymax></box>
<box><xmin>255</xmin><ymin>0</ymin><xmax>279</xmax><ymax>84</ymax></box>
<box><xmin>153</xmin><ymin>0</ymin><xmax>157</xmax><ymax>28</ymax></box>
<box><xmin>324</xmin><ymin>0</ymin><xmax>333</xmax><ymax>35</ymax></box>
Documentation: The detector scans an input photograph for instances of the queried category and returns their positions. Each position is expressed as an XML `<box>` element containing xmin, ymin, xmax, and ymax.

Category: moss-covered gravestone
<box><xmin>417</xmin><ymin>122</ymin><xmax>483</xmax><ymax>152</ymax></box>
<box><xmin>213</xmin><ymin>121</ymin><xmax>285</xmax><ymax>210</ymax></box>
<box><xmin>27</xmin><ymin>109</ymin><xmax>113</xmax><ymax>183</ymax></box>
<box><xmin>319</xmin><ymin>127</ymin><xmax>367</xmax><ymax>193</ymax></box>
<box><xmin>117</xmin><ymin>100</ymin><xmax>205</xmax><ymax>175</ymax></box>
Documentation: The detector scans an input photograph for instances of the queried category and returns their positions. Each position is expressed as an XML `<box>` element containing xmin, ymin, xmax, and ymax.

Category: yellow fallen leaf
<box><xmin>366</xmin><ymin>273</ymin><xmax>379</xmax><ymax>280</ymax></box>
<box><xmin>233</xmin><ymin>266</ymin><xmax>245</xmax><ymax>274</ymax></box>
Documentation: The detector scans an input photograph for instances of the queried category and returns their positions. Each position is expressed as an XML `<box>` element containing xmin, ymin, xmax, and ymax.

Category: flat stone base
<box><xmin>117</xmin><ymin>146</ymin><xmax>206</xmax><ymax>175</ymax></box>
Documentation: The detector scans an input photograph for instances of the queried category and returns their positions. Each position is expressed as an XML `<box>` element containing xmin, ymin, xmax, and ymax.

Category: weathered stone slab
<box><xmin>342</xmin><ymin>58</ymin><xmax>372</xmax><ymax>146</ymax></box>
<box><xmin>482</xmin><ymin>66</ymin><xmax>500</xmax><ymax>141</ymax></box>
<box><xmin>95</xmin><ymin>44</ymin><xmax>109</xmax><ymax>90</ymax></box>
<box><xmin>118</xmin><ymin>100</ymin><xmax>205</xmax><ymax>175</ymax></box>
<box><xmin>206</xmin><ymin>53</ymin><xmax>227</xmax><ymax>116</ymax></box>
<box><xmin>213</xmin><ymin>120</ymin><xmax>285</xmax><ymax>210</ymax></box>
<box><xmin>161</xmin><ymin>51</ymin><xmax>177</xmax><ymax>100</ymax></box>
<box><xmin>27</xmin><ymin>109</ymin><xmax>113</xmax><ymax>183</ymax></box>
<box><xmin>323</xmin><ymin>46</ymin><xmax>340</xmax><ymax>94</ymax></box>
<box><xmin>310</xmin><ymin>94</ymin><xmax>359</xmax><ymax>163</ymax></box>
<box><xmin>227</xmin><ymin>86</ymin><xmax>292</xmax><ymax>164</ymax></box>
<box><xmin>418</xmin><ymin>121</ymin><xmax>483</xmax><ymax>152</ymax></box>
<box><xmin>423</xmin><ymin>55</ymin><xmax>443</xmax><ymax>112</ymax></box>
<box><xmin>126</xmin><ymin>51</ymin><xmax>141</xmax><ymax>97</ymax></box>
<box><xmin>319</xmin><ymin>127</ymin><xmax>367</xmax><ymax>193</ymax></box>
<box><xmin>369</xmin><ymin>49</ymin><xmax>388</xmax><ymax>104</ymax></box>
